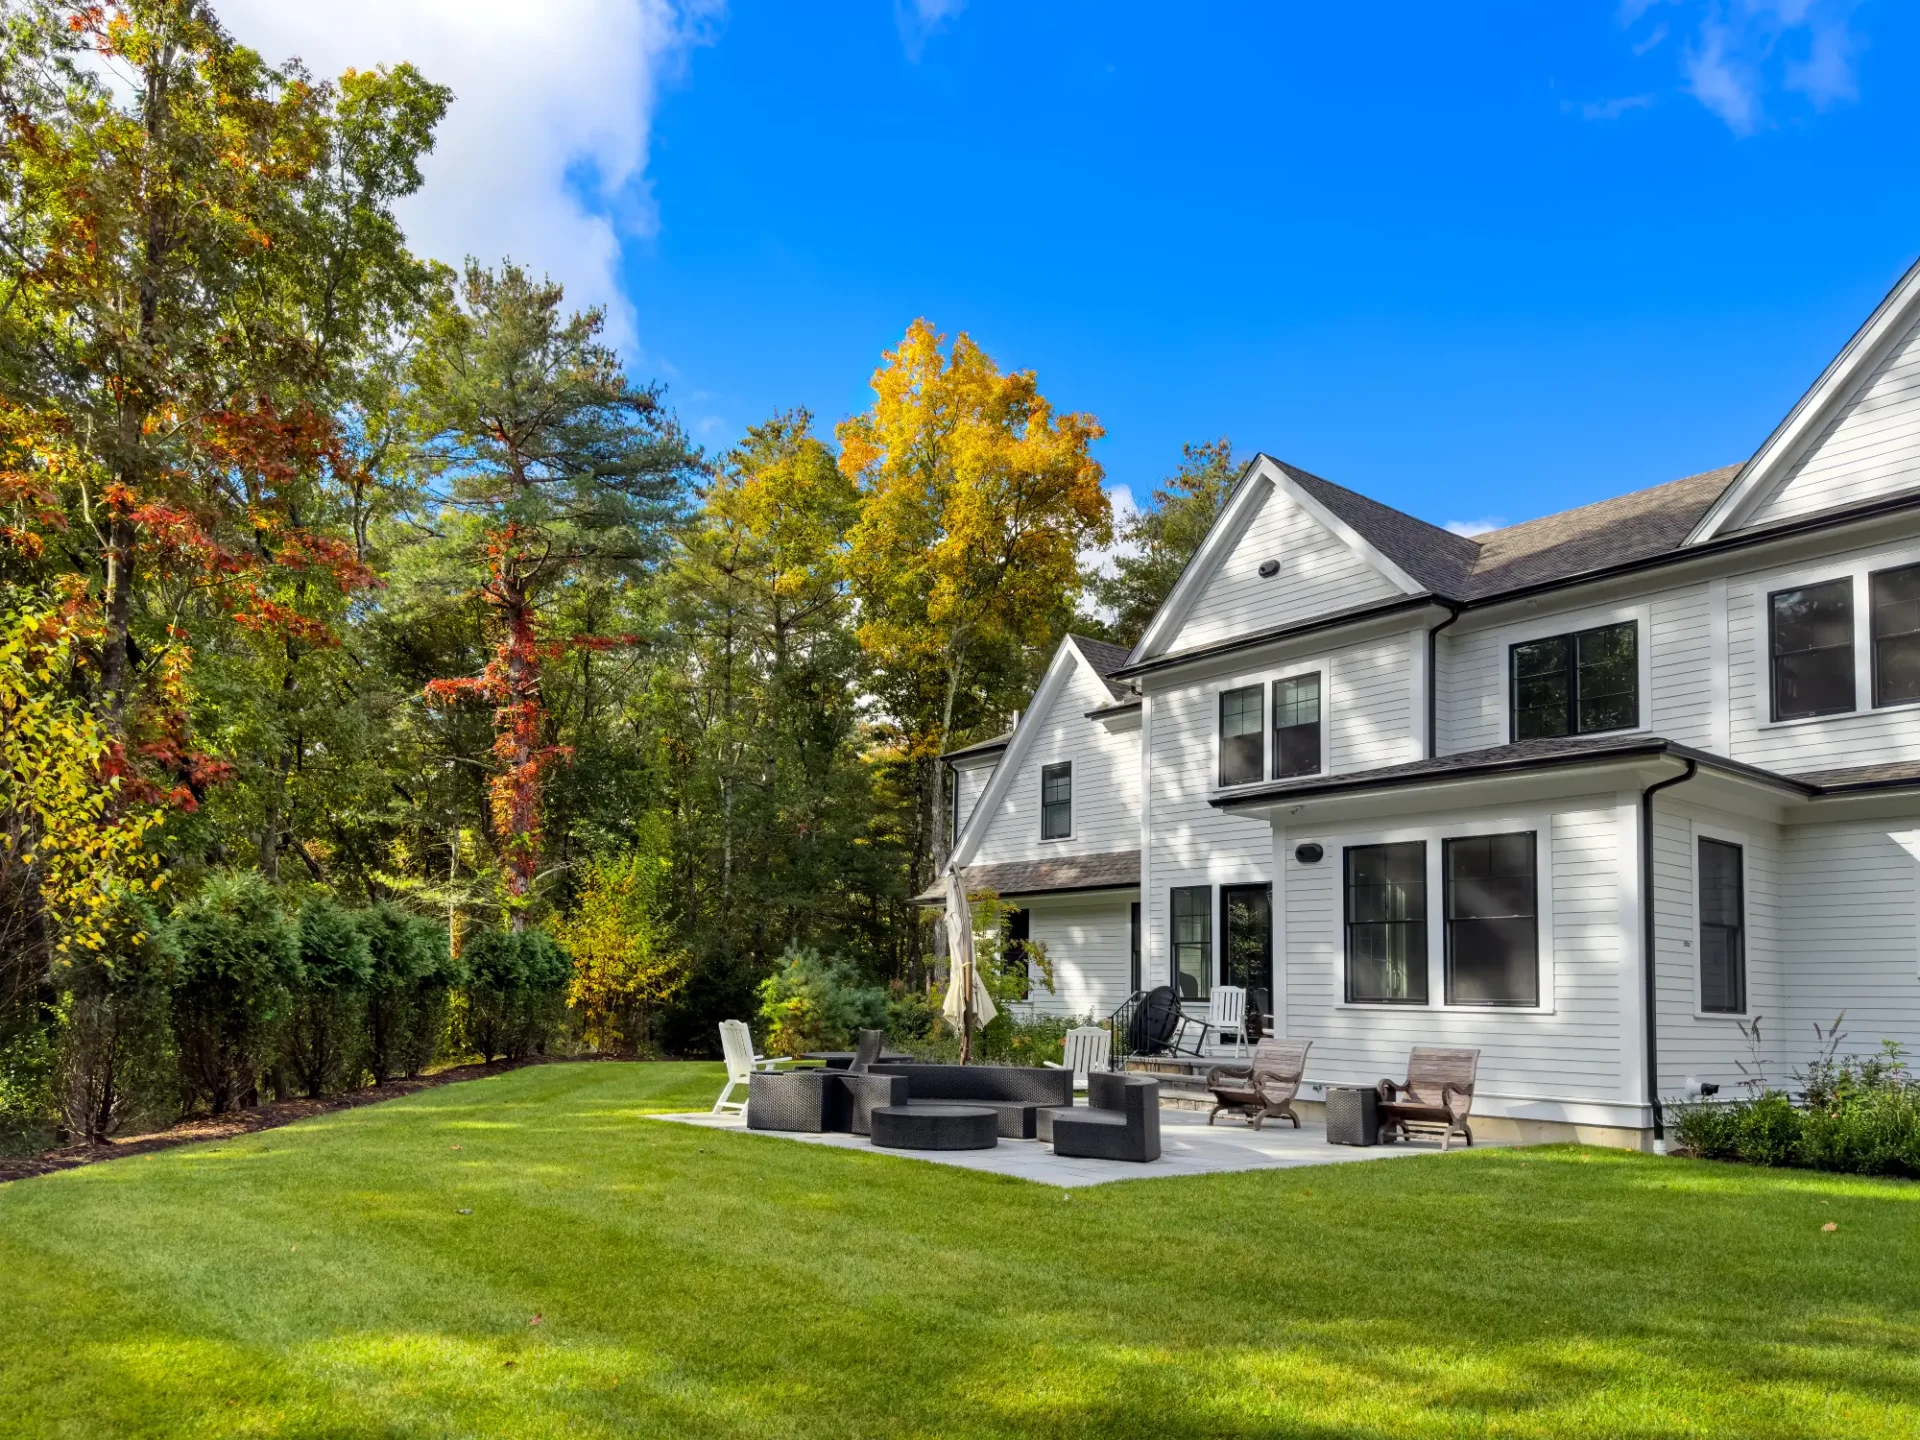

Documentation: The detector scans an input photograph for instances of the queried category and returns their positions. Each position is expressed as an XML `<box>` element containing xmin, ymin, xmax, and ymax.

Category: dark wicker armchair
<box><xmin>1206</xmin><ymin>1039</ymin><xmax>1310</xmax><ymax>1130</ymax></box>
<box><xmin>1377</xmin><ymin>1046</ymin><xmax>1479</xmax><ymax>1150</ymax></box>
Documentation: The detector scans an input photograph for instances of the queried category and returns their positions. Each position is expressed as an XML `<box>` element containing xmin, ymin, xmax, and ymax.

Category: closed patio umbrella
<box><xmin>940</xmin><ymin>867</ymin><xmax>996</xmax><ymax>1059</ymax></box>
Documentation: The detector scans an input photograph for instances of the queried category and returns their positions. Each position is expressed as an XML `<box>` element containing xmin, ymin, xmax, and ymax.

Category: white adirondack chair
<box><xmin>1206</xmin><ymin>986</ymin><xmax>1249</xmax><ymax>1058</ymax></box>
<box><xmin>1045</xmin><ymin>1026</ymin><xmax>1112</xmax><ymax>1090</ymax></box>
<box><xmin>712</xmin><ymin>1019</ymin><xmax>788</xmax><ymax>1114</ymax></box>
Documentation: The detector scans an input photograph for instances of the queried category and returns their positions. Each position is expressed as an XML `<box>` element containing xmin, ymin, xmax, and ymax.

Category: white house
<box><xmin>937</xmin><ymin>255</ymin><xmax>1920</xmax><ymax>1150</ymax></box>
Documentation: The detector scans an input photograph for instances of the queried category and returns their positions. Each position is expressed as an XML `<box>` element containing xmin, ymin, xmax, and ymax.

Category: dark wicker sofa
<box><xmin>869</xmin><ymin>1063</ymin><xmax>1073</xmax><ymax>1138</ymax></box>
<box><xmin>1039</xmin><ymin>1072</ymin><xmax>1161</xmax><ymax>1161</ymax></box>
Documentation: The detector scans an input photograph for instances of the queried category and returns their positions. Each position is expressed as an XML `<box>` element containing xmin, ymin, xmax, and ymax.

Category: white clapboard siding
<box><xmin>1171</xmin><ymin>487</ymin><xmax>1402</xmax><ymax>653</ymax></box>
<box><xmin>1142</xmin><ymin>636</ymin><xmax>1420</xmax><ymax>991</ymax></box>
<box><xmin>952</xmin><ymin>756</ymin><xmax>997</xmax><ymax>836</ymax></box>
<box><xmin>1278</xmin><ymin>801</ymin><xmax>1630</xmax><ymax>1107</ymax></box>
<box><xmin>1016</xmin><ymin>893</ymin><xmax>1136</xmax><ymax>1022</ymax></box>
<box><xmin>1436</xmin><ymin>582</ymin><xmax>1714</xmax><ymax>754</ymax></box>
<box><xmin>1725</xmin><ymin>543</ymin><xmax>1920</xmax><ymax>774</ymax></box>
<box><xmin>1741</xmin><ymin>312</ymin><xmax>1920</xmax><ymax>529</ymax></box>
<box><xmin>1778</xmin><ymin>821</ymin><xmax>1920</xmax><ymax>1066</ymax></box>
<box><xmin>968</xmin><ymin>660</ymin><xmax>1140</xmax><ymax>866</ymax></box>
<box><xmin>1650</xmin><ymin>798</ymin><xmax>1787</xmax><ymax>1093</ymax></box>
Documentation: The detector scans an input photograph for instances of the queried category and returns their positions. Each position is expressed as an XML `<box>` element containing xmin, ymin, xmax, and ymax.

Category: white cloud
<box><xmin>1619</xmin><ymin>2</ymin><xmax>1866</xmax><ymax>136</ymax></box>
<box><xmin>217</xmin><ymin>0</ymin><xmax>722</xmax><ymax>354</ymax></box>
<box><xmin>1444</xmin><ymin>517</ymin><xmax>1506</xmax><ymax>538</ymax></box>
<box><xmin>1077</xmin><ymin>483</ymin><xmax>1142</xmax><ymax>621</ymax></box>
<box><xmin>896</xmin><ymin>0</ymin><xmax>968</xmax><ymax>61</ymax></box>
<box><xmin>1568</xmin><ymin>93</ymin><xmax>1656</xmax><ymax>120</ymax></box>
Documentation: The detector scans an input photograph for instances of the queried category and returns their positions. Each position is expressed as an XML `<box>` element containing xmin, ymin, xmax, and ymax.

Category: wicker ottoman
<box><xmin>746</xmin><ymin>1070</ymin><xmax>833</xmax><ymax>1132</ymax></box>
<box><xmin>869</xmin><ymin>1104</ymin><xmax>999</xmax><ymax>1151</ymax></box>
<box><xmin>1325</xmin><ymin>1085</ymin><xmax>1380</xmax><ymax>1146</ymax></box>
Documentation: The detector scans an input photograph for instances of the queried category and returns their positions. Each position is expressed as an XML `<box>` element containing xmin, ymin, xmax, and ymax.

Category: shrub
<box><xmin>362</xmin><ymin>905</ymin><xmax>458</xmax><ymax>1081</ymax></box>
<box><xmin>167</xmin><ymin>873</ymin><xmax>301</xmax><ymax>1114</ymax></box>
<box><xmin>459</xmin><ymin>927</ymin><xmax>570</xmax><ymax>1062</ymax></box>
<box><xmin>0</xmin><ymin>1019</ymin><xmax>57</xmax><ymax>1154</ymax></box>
<box><xmin>54</xmin><ymin>897</ymin><xmax>176</xmax><ymax>1141</ymax></box>
<box><xmin>552</xmin><ymin>845</ymin><xmax>690</xmax><ymax>1054</ymax></box>
<box><xmin>285</xmin><ymin>897</ymin><xmax>373</xmax><ymax>1097</ymax></box>
<box><xmin>1733</xmin><ymin>1090</ymin><xmax>1804</xmax><ymax>1166</ymax></box>
<box><xmin>756</xmin><ymin>945</ymin><xmax>887</xmax><ymax>1057</ymax></box>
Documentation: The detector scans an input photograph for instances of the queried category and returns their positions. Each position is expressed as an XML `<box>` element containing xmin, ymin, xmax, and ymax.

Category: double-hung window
<box><xmin>1344</xmin><ymin>842</ymin><xmax>1427</xmax><ymax>1004</ymax></box>
<box><xmin>1040</xmin><ymin>762</ymin><xmax>1072</xmax><ymax>839</ymax></box>
<box><xmin>1510</xmin><ymin>621</ymin><xmax>1638</xmax><ymax>740</ymax></box>
<box><xmin>1272</xmin><ymin>673</ymin><xmax>1322</xmax><ymax>779</ymax></box>
<box><xmin>1171</xmin><ymin>885</ymin><xmax>1212</xmax><ymax>1002</ymax></box>
<box><xmin>1698</xmin><ymin>838</ymin><xmax>1746</xmax><ymax>1014</ymax></box>
<box><xmin>1218</xmin><ymin>686</ymin><xmax>1263</xmax><ymax>786</ymax></box>
<box><xmin>1871</xmin><ymin>563</ymin><xmax>1920</xmax><ymax>708</ymax></box>
<box><xmin>1443</xmin><ymin>832</ymin><xmax>1538</xmax><ymax>1007</ymax></box>
<box><xmin>1770</xmin><ymin>579</ymin><xmax>1854</xmax><ymax>720</ymax></box>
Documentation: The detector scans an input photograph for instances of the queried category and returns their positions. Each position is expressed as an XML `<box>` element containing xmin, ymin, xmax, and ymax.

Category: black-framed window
<box><xmin>1219</xmin><ymin>686</ymin><xmax>1263</xmax><ymax>786</ymax></box>
<box><xmin>1003</xmin><ymin>907</ymin><xmax>1032</xmax><ymax>1001</ymax></box>
<box><xmin>1171</xmin><ymin>885</ymin><xmax>1211</xmax><ymax>1002</ymax></box>
<box><xmin>1443</xmin><ymin>832</ymin><xmax>1538</xmax><ymax>1007</ymax></box>
<box><xmin>1770</xmin><ymin>579</ymin><xmax>1854</xmax><ymax>721</ymax></box>
<box><xmin>1344</xmin><ymin>842</ymin><xmax>1427</xmax><ymax>1004</ymax></box>
<box><xmin>1698</xmin><ymin>837</ymin><xmax>1746</xmax><ymax>1015</ymax></box>
<box><xmin>1871</xmin><ymin>564</ymin><xmax>1920</xmax><ymax>708</ymax></box>
<box><xmin>1272</xmin><ymin>673</ymin><xmax>1322</xmax><ymax>779</ymax></box>
<box><xmin>1040</xmin><ymin>762</ymin><xmax>1072</xmax><ymax>839</ymax></box>
<box><xmin>1510</xmin><ymin>621</ymin><xmax>1638</xmax><ymax>740</ymax></box>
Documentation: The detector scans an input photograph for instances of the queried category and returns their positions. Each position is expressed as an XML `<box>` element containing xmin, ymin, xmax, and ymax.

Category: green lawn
<box><xmin>1</xmin><ymin>1064</ymin><xmax>1916</xmax><ymax>1439</ymax></box>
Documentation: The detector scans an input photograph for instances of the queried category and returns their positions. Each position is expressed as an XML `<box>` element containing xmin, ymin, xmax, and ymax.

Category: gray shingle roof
<box><xmin>1269</xmin><ymin>456</ymin><xmax>1746</xmax><ymax>605</ymax></box>
<box><xmin>913</xmin><ymin>849</ymin><xmax>1141</xmax><ymax>904</ymax></box>
<box><xmin>1070</xmin><ymin>634</ymin><xmax>1135</xmax><ymax>699</ymax></box>
<box><xmin>944</xmin><ymin>731</ymin><xmax>1011</xmax><ymax>761</ymax></box>
<box><xmin>1785</xmin><ymin>758</ymin><xmax>1920</xmax><ymax>792</ymax></box>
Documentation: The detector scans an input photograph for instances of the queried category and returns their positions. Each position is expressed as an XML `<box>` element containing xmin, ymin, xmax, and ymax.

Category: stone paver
<box><xmin>649</xmin><ymin>1107</ymin><xmax>1490</xmax><ymax>1188</ymax></box>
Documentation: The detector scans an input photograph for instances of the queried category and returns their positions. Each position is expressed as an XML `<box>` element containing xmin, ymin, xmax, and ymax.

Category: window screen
<box><xmin>1871</xmin><ymin>564</ymin><xmax>1920</xmax><ymax>708</ymax></box>
<box><xmin>1770</xmin><ymin>579</ymin><xmax>1854</xmax><ymax>721</ymax></box>
<box><xmin>1040</xmin><ymin>762</ymin><xmax>1072</xmax><ymax>839</ymax></box>
<box><xmin>1443</xmin><ymin>832</ymin><xmax>1539</xmax><ymax>1007</ymax></box>
<box><xmin>1698</xmin><ymin>837</ymin><xmax>1746</xmax><ymax>1015</ymax></box>
<box><xmin>1510</xmin><ymin>621</ymin><xmax>1638</xmax><ymax>740</ymax></box>
<box><xmin>1171</xmin><ymin>886</ymin><xmax>1211</xmax><ymax>1002</ymax></box>
<box><xmin>1272</xmin><ymin>673</ymin><xmax>1322</xmax><ymax>779</ymax></box>
<box><xmin>1344</xmin><ymin>842</ymin><xmax>1427</xmax><ymax>1004</ymax></box>
<box><xmin>1219</xmin><ymin>686</ymin><xmax>1263</xmax><ymax>786</ymax></box>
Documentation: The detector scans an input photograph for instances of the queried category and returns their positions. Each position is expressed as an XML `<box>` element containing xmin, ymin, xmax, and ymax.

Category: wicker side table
<box><xmin>869</xmin><ymin>1104</ymin><xmax>999</xmax><ymax>1151</ymax></box>
<box><xmin>1324</xmin><ymin>1085</ymin><xmax>1380</xmax><ymax>1146</ymax></box>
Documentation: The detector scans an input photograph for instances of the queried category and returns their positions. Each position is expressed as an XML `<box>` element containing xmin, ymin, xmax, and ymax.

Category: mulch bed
<box><xmin>0</xmin><ymin>1055</ymin><xmax>589</xmax><ymax>1185</ymax></box>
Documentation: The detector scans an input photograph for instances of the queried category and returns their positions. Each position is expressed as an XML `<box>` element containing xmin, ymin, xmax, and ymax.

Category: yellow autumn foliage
<box><xmin>553</xmin><ymin>840</ymin><xmax>690</xmax><ymax>1054</ymax></box>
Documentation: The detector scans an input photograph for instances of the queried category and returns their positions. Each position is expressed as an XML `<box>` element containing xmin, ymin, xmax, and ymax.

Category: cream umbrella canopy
<box><xmin>940</xmin><ymin>867</ymin><xmax>996</xmax><ymax>1059</ymax></box>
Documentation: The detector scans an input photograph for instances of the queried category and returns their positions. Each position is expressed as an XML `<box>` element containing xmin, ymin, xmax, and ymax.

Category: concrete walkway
<box><xmin>649</xmin><ymin>1107</ymin><xmax>1490</xmax><ymax>1188</ymax></box>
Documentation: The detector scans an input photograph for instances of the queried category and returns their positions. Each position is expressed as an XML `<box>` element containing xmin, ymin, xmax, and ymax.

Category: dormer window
<box><xmin>1510</xmin><ymin>621</ymin><xmax>1638</xmax><ymax>740</ymax></box>
<box><xmin>1219</xmin><ymin>686</ymin><xmax>1263</xmax><ymax>786</ymax></box>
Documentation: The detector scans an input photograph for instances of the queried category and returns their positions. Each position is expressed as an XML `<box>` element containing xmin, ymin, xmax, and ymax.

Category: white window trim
<box><xmin>1748</xmin><ymin>544</ymin><xmax>1920</xmax><ymax>730</ymax></box>
<box><xmin>1038</xmin><ymin>759</ymin><xmax>1074</xmax><ymax>843</ymax></box>
<box><xmin>1490</xmin><ymin>601</ymin><xmax>1653</xmax><ymax>745</ymax></box>
<box><xmin>1690</xmin><ymin>818</ymin><xmax>1754</xmax><ymax>1021</ymax></box>
<box><xmin>1210</xmin><ymin>653</ymin><xmax>1333</xmax><ymax>793</ymax></box>
<box><xmin>1320</xmin><ymin>810</ymin><xmax>1559</xmax><ymax>1016</ymax></box>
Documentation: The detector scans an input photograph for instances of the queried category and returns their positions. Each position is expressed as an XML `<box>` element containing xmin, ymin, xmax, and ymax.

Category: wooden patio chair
<box><xmin>1377</xmin><ymin>1046</ymin><xmax>1479</xmax><ymax>1150</ymax></box>
<box><xmin>1045</xmin><ymin>1026</ymin><xmax>1112</xmax><ymax>1089</ymax></box>
<box><xmin>1206</xmin><ymin>1039</ymin><xmax>1311</xmax><ymax>1130</ymax></box>
<box><xmin>711</xmin><ymin>1019</ymin><xmax>791</xmax><ymax>1114</ymax></box>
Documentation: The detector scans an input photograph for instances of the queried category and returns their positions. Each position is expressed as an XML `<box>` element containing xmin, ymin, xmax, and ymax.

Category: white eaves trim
<box><xmin>949</xmin><ymin>636</ymin><xmax>1115</xmax><ymax>870</ymax></box>
<box><xmin>1687</xmin><ymin>254</ymin><xmax>1920</xmax><ymax>545</ymax></box>
<box><xmin>1128</xmin><ymin>454</ymin><xmax>1424</xmax><ymax>664</ymax></box>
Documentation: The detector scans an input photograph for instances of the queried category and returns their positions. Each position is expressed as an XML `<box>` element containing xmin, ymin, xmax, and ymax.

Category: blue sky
<box><xmin>236</xmin><ymin>1</ymin><xmax>1920</xmax><ymax>536</ymax></box>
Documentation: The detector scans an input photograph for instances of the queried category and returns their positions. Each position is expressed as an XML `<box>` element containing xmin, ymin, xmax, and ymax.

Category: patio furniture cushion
<box><xmin>1049</xmin><ymin>1072</ymin><xmax>1160</xmax><ymax>1162</ymax></box>
<box><xmin>869</xmin><ymin>1104</ymin><xmax>999</xmax><ymax>1151</ymax></box>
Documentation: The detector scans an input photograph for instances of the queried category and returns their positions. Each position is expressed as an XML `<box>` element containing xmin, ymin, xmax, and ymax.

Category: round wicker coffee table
<box><xmin>868</xmin><ymin>1104</ymin><xmax>999</xmax><ymax>1151</ymax></box>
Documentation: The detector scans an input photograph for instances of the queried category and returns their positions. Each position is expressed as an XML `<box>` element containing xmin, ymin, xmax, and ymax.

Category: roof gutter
<box><xmin>1641</xmin><ymin>757</ymin><xmax>1698</xmax><ymax>1149</ymax></box>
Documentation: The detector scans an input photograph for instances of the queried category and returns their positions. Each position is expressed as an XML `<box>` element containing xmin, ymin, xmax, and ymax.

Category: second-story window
<box><xmin>1509</xmin><ymin>620</ymin><xmax>1638</xmax><ymax>741</ymax></box>
<box><xmin>1770</xmin><ymin>579</ymin><xmax>1854</xmax><ymax>721</ymax></box>
<box><xmin>1219</xmin><ymin>685</ymin><xmax>1263</xmax><ymax>786</ymax></box>
<box><xmin>1040</xmin><ymin>762</ymin><xmax>1072</xmax><ymax>839</ymax></box>
<box><xmin>1871</xmin><ymin>563</ymin><xmax>1920</xmax><ymax>708</ymax></box>
<box><xmin>1272</xmin><ymin>673</ymin><xmax>1322</xmax><ymax>778</ymax></box>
